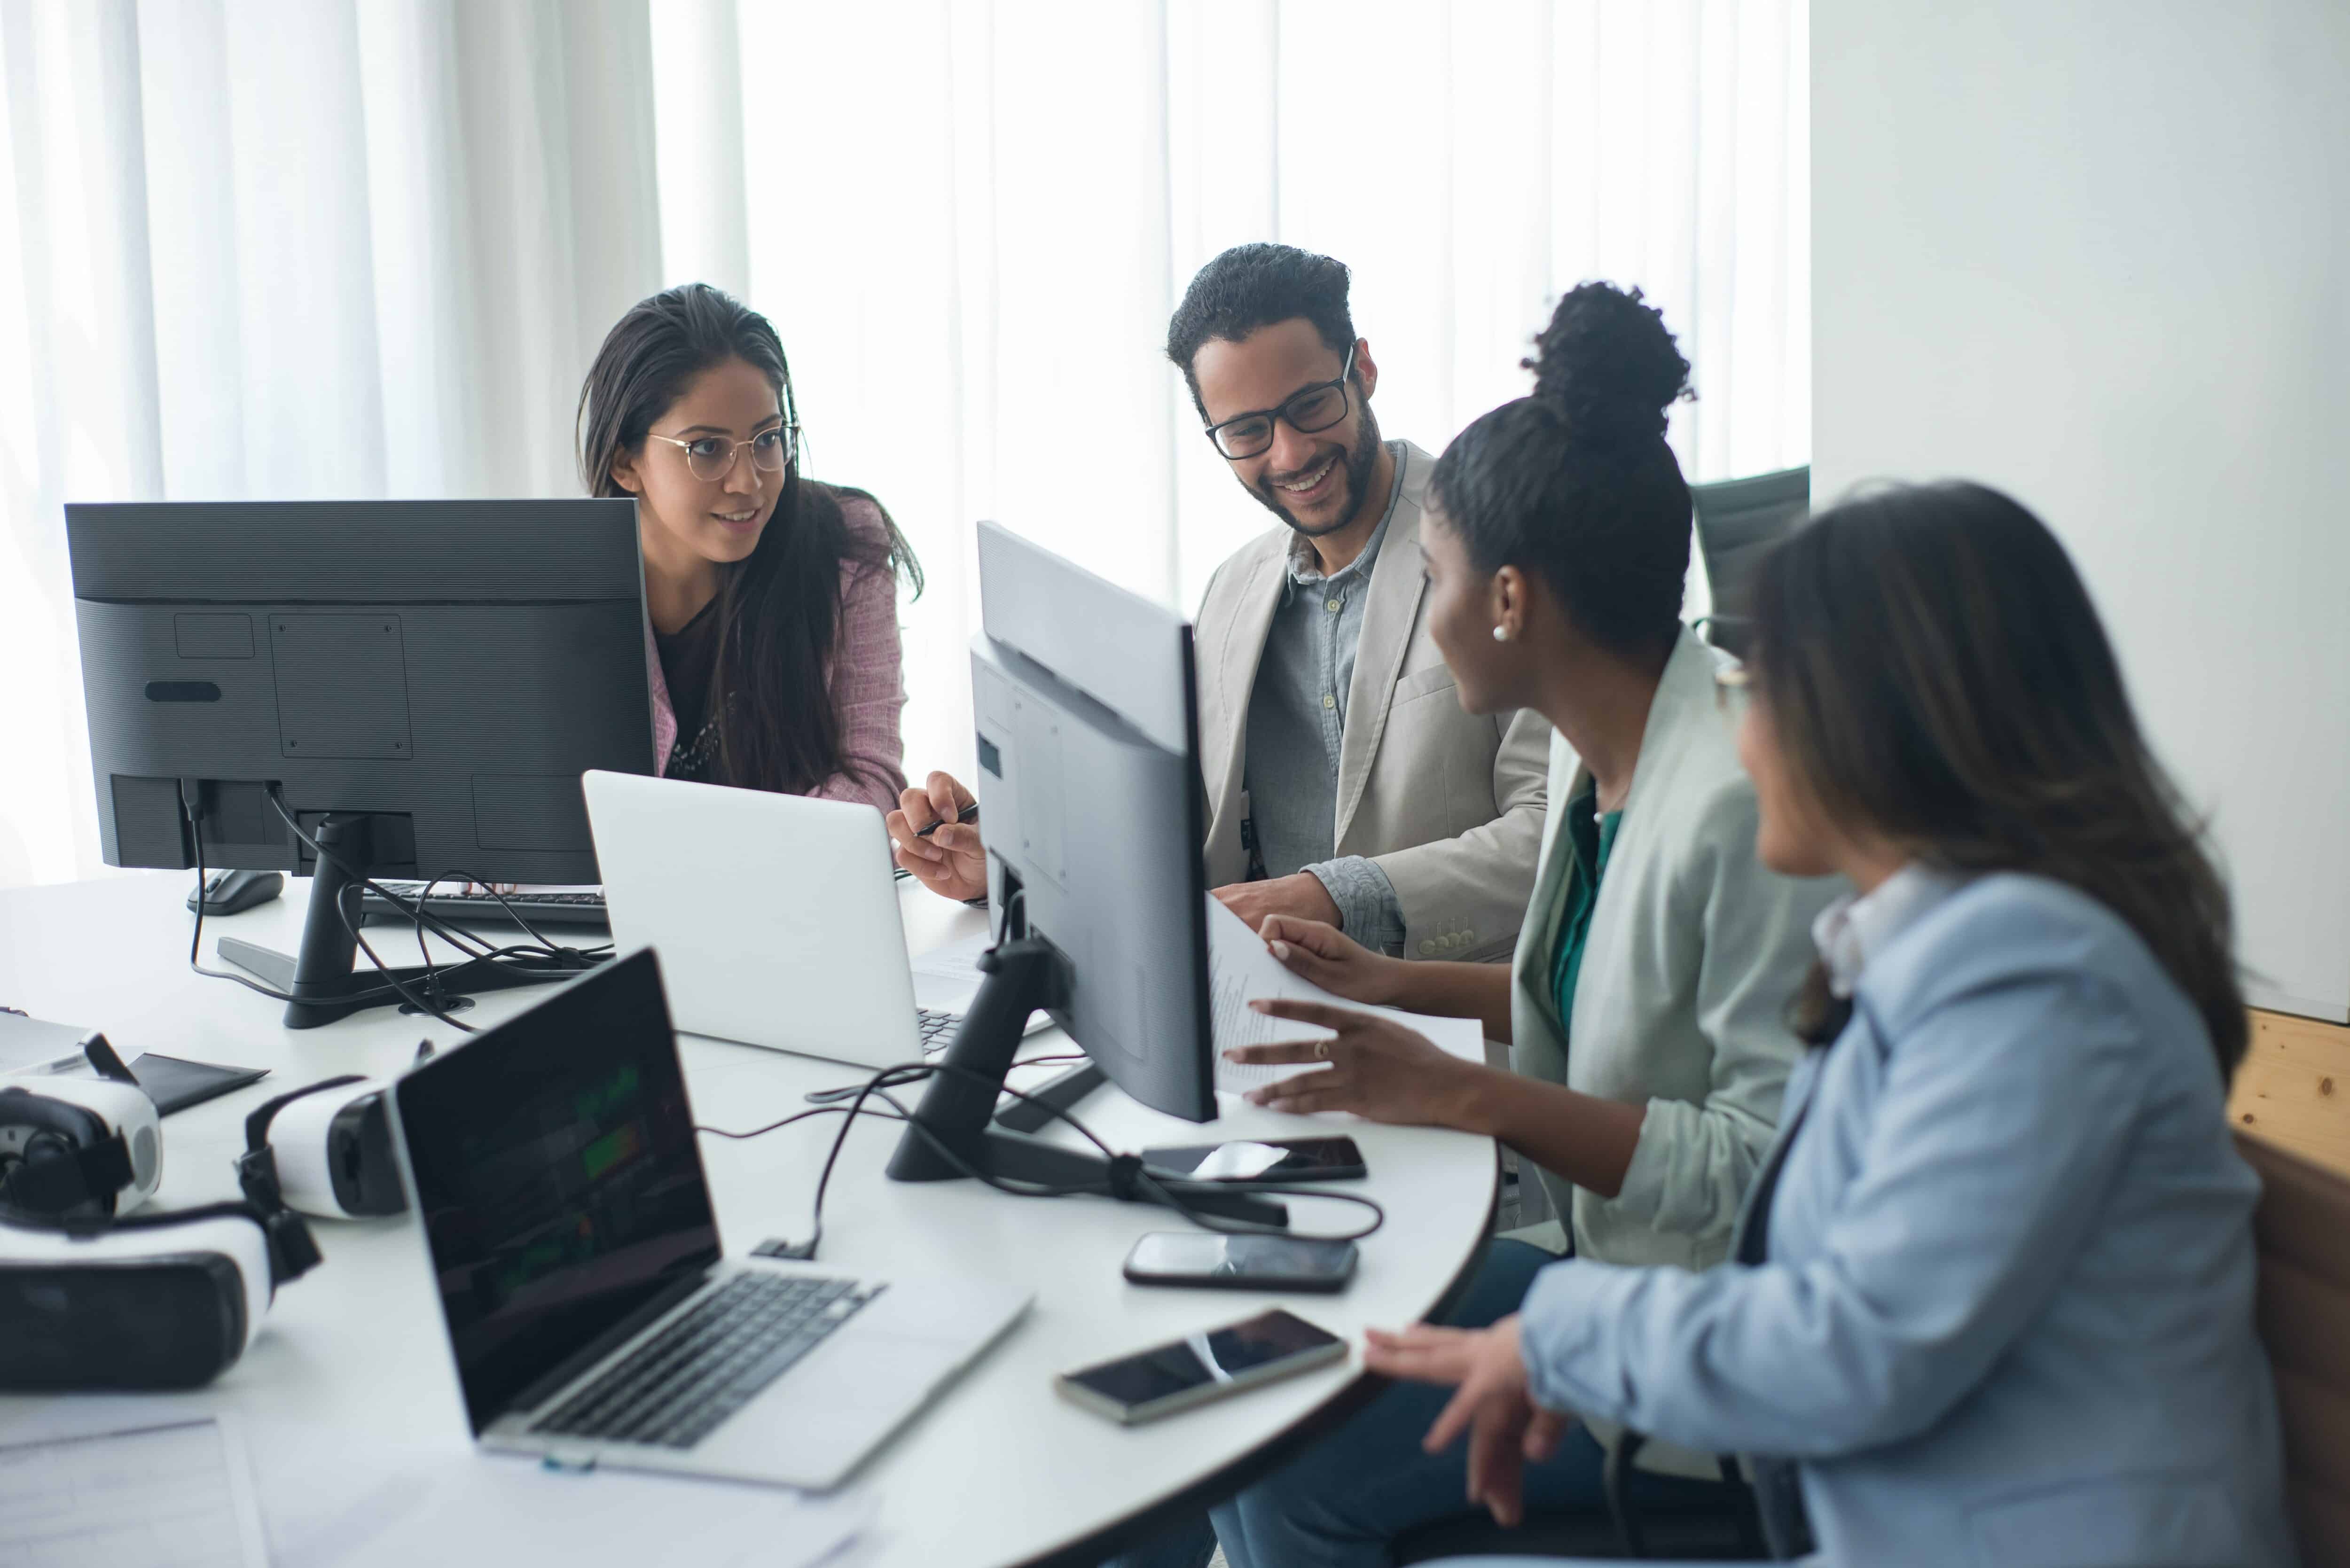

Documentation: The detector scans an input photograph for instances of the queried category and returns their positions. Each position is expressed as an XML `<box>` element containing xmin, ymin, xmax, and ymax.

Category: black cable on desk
<box><xmin>696</xmin><ymin>1101</ymin><xmax>909</xmax><ymax>1142</ymax></box>
<box><xmin>266</xmin><ymin>795</ymin><xmax>606</xmax><ymax>1034</ymax></box>
<box><xmin>402</xmin><ymin>874</ymin><xmax>613</xmax><ymax>965</ymax></box>
<box><xmin>177</xmin><ymin>786</ymin><xmax>609</xmax><ymax>1031</ymax></box>
<box><xmin>799</xmin><ymin>1050</ymin><xmax>1087</xmax><ymax>1106</ymax></box>
<box><xmin>699</xmin><ymin>1055</ymin><xmax>1385</xmax><ymax>1261</ymax></box>
<box><xmin>180</xmin><ymin>784</ymin><xmax>531</xmax><ymax>997</ymax></box>
<box><xmin>179</xmin><ymin>781</ymin><xmax>342</xmax><ymax>1006</ymax></box>
<box><xmin>330</xmin><ymin>881</ymin><xmax>478</xmax><ymax>1033</ymax></box>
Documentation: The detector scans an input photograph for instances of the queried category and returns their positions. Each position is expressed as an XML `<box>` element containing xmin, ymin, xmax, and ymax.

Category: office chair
<box><xmin>1690</xmin><ymin>465</ymin><xmax>1809</xmax><ymax>662</ymax></box>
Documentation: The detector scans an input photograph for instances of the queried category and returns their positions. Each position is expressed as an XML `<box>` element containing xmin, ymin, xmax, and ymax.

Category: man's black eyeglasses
<box><xmin>1201</xmin><ymin>344</ymin><xmax>1357</xmax><ymax>461</ymax></box>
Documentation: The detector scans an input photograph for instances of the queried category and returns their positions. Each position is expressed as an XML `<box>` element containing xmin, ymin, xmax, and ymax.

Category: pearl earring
<box><xmin>1492</xmin><ymin>625</ymin><xmax>1511</xmax><ymax>643</ymax></box>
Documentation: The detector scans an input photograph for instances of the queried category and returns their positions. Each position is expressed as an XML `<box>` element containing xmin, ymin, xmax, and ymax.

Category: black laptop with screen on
<box><xmin>386</xmin><ymin>948</ymin><xmax>1030</xmax><ymax>1489</ymax></box>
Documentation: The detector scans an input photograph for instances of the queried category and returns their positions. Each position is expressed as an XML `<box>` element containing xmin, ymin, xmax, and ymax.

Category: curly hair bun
<box><xmin>1523</xmin><ymin>282</ymin><xmax>1693</xmax><ymax>445</ymax></box>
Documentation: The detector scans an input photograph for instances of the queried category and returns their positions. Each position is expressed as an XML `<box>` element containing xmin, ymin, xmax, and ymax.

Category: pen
<box><xmin>916</xmin><ymin>802</ymin><xmax>980</xmax><ymax>839</ymax></box>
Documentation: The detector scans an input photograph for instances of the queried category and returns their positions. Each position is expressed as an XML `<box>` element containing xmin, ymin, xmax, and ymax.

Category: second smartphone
<box><xmin>1056</xmin><ymin>1308</ymin><xmax>1347</xmax><ymax>1424</ymax></box>
<box><xmin>1123</xmin><ymin>1232</ymin><xmax>1359</xmax><ymax>1292</ymax></box>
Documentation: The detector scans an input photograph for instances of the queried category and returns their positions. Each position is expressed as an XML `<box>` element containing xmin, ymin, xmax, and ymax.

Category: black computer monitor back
<box><xmin>67</xmin><ymin>499</ymin><xmax>653</xmax><ymax>886</ymax></box>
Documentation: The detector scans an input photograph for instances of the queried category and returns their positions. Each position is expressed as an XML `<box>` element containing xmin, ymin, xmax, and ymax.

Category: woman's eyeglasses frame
<box><xmin>645</xmin><ymin>422</ymin><xmax>801</xmax><ymax>483</ymax></box>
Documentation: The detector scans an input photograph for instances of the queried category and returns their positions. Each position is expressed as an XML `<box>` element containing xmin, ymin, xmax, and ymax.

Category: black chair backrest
<box><xmin>1692</xmin><ymin>465</ymin><xmax>1809</xmax><ymax>660</ymax></box>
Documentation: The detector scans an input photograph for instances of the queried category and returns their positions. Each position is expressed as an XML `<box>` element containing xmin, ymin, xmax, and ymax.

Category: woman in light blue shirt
<box><xmin>1379</xmin><ymin>482</ymin><xmax>2296</xmax><ymax>1567</ymax></box>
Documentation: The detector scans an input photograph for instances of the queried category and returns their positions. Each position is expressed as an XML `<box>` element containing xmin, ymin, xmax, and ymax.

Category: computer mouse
<box><xmin>187</xmin><ymin>869</ymin><xmax>285</xmax><ymax>916</ymax></box>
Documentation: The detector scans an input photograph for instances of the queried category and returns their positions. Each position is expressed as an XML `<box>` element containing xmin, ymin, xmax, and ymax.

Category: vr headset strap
<box><xmin>237</xmin><ymin>1075</ymin><xmax>366</xmax><ymax>1207</ymax></box>
<box><xmin>80</xmin><ymin>1032</ymin><xmax>141</xmax><ymax>1086</ymax></box>
<box><xmin>9</xmin><ymin>1184</ymin><xmax>321</xmax><ymax>1292</ymax></box>
<box><xmin>243</xmin><ymin>1076</ymin><xmax>368</xmax><ymax>1156</ymax></box>
<box><xmin>228</xmin><ymin>1080</ymin><xmax>368</xmax><ymax>1291</ymax></box>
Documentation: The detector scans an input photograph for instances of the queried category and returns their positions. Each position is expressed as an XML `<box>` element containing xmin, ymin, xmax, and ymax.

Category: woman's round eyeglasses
<box><xmin>647</xmin><ymin>423</ymin><xmax>799</xmax><ymax>483</ymax></box>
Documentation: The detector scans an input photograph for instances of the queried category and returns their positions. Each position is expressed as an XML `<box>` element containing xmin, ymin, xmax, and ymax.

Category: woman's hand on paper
<box><xmin>1253</xmin><ymin>914</ymin><xmax>1404</xmax><ymax>1006</ymax></box>
<box><xmin>1229</xmin><ymin>998</ymin><xmax>1483</xmax><ymax>1127</ymax></box>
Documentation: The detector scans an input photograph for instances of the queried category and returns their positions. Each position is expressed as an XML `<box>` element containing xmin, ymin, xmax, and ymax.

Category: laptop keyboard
<box><xmin>531</xmin><ymin>1272</ymin><xmax>883</xmax><ymax>1450</ymax></box>
<box><xmin>916</xmin><ymin>1007</ymin><xmax>959</xmax><ymax>1051</ymax></box>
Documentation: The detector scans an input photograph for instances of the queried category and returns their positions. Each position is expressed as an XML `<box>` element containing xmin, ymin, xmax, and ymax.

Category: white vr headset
<box><xmin>0</xmin><ymin>1036</ymin><xmax>164</xmax><ymax>1219</ymax></box>
<box><xmin>236</xmin><ymin>1043</ymin><xmax>431</xmax><ymax>1220</ymax></box>
<box><xmin>0</xmin><ymin>1034</ymin><xmax>325</xmax><ymax>1390</ymax></box>
<box><xmin>0</xmin><ymin>1200</ymin><xmax>317</xmax><ymax>1389</ymax></box>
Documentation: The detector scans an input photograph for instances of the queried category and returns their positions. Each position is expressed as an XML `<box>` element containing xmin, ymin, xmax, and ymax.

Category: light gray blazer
<box><xmin>1194</xmin><ymin>442</ymin><xmax>1550</xmax><ymax>964</ymax></box>
<box><xmin>1518</xmin><ymin>875</ymin><xmax>2297</xmax><ymax>1567</ymax></box>
<box><xmin>1510</xmin><ymin>629</ymin><xmax>1839</xmax><ymax>1269</ymax></box>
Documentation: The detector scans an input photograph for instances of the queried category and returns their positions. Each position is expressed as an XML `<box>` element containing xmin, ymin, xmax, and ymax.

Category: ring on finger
<box><xmin>1315</xmin><ymin>1038</ymin><xmax>1331</xmax><ymax>1061</ymax></box>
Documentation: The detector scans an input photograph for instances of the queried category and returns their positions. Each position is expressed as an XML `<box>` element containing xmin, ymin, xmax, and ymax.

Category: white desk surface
<box><xmin>0</xmin><ymin>873</ymin><xmax>1498</xmax><ymax>1568</ymax></box>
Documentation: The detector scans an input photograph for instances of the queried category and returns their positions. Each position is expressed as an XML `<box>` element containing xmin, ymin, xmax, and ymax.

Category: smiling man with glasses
<box><xmin>892</xmin><ymin>244</ymin><xmax>1547</xmax><ymax>968</ymax></box>
<box><xmin>1167</xmin><ymin>242</ymin><xmax>1550</xmax><ymax>958</ymax></box>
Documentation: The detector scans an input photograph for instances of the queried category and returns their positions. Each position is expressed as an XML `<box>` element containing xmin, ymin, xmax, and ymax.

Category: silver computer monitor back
<box><xmin>967</xmin><ymin>521</ymin><xmax>1214</xmax><ymax>1123</ymax></box>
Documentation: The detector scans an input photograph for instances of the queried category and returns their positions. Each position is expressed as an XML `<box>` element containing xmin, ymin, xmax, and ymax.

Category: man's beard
<box><xmin>1252</xmin><ymin>406</ymin><xmax>1384</xmax><ymax>539</ymax></box>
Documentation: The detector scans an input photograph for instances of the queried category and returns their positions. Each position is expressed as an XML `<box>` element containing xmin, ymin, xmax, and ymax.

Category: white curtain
<box><xmin>0</xmin><ymin>0</ymin><xmax>1808</xmax><ymax>889</ymax></box>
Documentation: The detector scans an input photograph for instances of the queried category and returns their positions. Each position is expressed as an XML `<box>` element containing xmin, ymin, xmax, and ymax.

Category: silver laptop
<box><xmin>388</xmin><ymin>947</ymin><xmax>1030</xmax><ymax>1490</ymax></box>
<box><xmin>581</xmin><ymin>770</ymin><xmax>1043</xmax><ymax>1068</ymax></box>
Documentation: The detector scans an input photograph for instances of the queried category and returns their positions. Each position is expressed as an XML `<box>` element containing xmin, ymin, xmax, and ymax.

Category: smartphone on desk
<box><xmin>1141</xmin><ymin>1135</ymin><xmax>1366</xmax><ymax>1183</ymax></box>
<box><xmin>1123</xmin><ymin>1232</ymin><xmax>1358</xmax><ymax>1292</ymax></box>
<box><xmin>1055</xmin><ymin>1308</ymin><xmax>1347</xmax><ymax>1425</ymax></box>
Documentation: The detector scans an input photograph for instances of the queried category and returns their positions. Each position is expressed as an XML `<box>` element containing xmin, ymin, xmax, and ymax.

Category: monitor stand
<box><xmin>216</xmin><ymin>812</ymin><xmax>577</xmax><ymax>1030</ymax></box>
<box><xmin>885</xmin><ymin>935</ymin><xmax>1286</xmax><ymax>1228</ymax></box>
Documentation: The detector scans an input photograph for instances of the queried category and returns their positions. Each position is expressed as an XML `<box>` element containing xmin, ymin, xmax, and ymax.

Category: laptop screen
<box><xmin>394</xmin><ymin>949</ymin><xmax>721</xmax><ymax>1433</ymax></box>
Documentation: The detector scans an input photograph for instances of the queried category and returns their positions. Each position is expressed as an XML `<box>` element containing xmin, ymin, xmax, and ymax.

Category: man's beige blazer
<box><xmin>1192</xmin><ymin>441</ymin><xmax>1550</xmax><ymax>964</ymax></box>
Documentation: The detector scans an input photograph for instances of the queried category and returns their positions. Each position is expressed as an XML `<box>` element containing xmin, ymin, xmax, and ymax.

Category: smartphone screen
<box><xmin>1141</xmin><ymin>1136</ymin><xmax>1365</xmax><ymax>1182</ymax></box>
<box><xmin>1062</xmin><ymin>1309</ymin><xmax>1342</xmax><ymax>1412</ymax></box>
<box><xmin>1125</xmin><ymin>1232</ymin><xmax>1358</xmax><ymax>1287</ymax></box>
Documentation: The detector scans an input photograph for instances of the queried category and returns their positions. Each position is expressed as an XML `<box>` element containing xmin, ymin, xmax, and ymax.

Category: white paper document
<box><xmin>1205</xmin><ymin>895</ymin><xmax>1486</xmax><ymax>1093</ymax></box>
<box><xmin>0</xmin><ymin>1415</ymin><xmax>270</xmax><ymax>1568</ymax></box>
<box><xmin>260</xmin><ymin>1434</ymin><xmax>868</xmax><ymax>1568</ymax></box>
<box><xmin>908</xmin><ymin>931</ymin><xmax>992</xmax><ymax>991</ymax></box>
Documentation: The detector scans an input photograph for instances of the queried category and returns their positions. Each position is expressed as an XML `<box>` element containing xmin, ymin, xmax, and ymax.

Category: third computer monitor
<box><xmin>967</xmin><ymin>520</ymin><xmax>1216</xmax><ymax>1123</ymax></box>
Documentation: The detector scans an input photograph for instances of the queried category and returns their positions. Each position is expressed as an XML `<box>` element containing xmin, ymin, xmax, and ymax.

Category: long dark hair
<box><xmin>578</xmin><ymin>284</ymin><xmax>920</xmax><ymax>796</ymax></box>
<box><xmin>1428</xmin><ymin>282</ymin><xmax>1694</xmax><ymax>661</ymax></box>
<box><xmin>1751</xmin><ymin>481</ymin><xmax>2246</xmax><ymax>1077</ymax></box>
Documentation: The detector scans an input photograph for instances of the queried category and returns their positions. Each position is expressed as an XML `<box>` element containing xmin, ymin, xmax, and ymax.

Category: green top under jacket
<box><xmin>1547</xmin><ymin>780</ymin><xmax>1622</xmax><ymax>1037</ymax></box>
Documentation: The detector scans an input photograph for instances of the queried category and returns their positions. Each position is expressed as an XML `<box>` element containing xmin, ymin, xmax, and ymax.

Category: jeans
<box><xmin>1104</xmin><ymin>1241</ymin><xmax>1744</xmax><ymax>1568</ymax></box>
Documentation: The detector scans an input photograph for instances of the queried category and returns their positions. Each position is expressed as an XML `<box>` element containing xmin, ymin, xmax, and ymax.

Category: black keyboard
<box><xmin>532</xmin><ymin>1272</ymin><xmax>882</xmax><ymax>1450</ymax></box>
<box><xmin>359</xmin><ymin>884</ymin><xmax>610</xmax><ymax>929</ymax></box>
